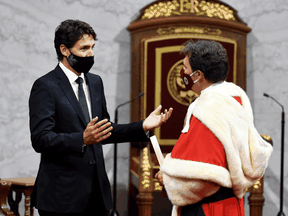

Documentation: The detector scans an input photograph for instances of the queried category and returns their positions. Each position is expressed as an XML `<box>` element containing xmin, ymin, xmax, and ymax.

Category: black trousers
<box><xmin>39</xmin><ymin>208</ymin><xmax>108</xmax><ymax>216</ymax></box>
<box><xmin>39</xmin><ymin>164</ymin><xmax>108</xmax><ymax>216</ymax></box>
<box><xmin>180</xmin><ymin>187</ymin><xmax>235</xmax><ymax>216</ymax></box>
<box><xmin>180</xmin><ymin>203</ymin><xmax>205</xmax><ymax>216</ymax></box>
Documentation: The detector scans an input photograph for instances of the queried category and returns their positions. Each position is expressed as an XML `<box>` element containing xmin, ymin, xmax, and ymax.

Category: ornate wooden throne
<box><xmin>127</xmin><ymin>1</ymin><xmax>270</xmax><ymax>215</ymax></box>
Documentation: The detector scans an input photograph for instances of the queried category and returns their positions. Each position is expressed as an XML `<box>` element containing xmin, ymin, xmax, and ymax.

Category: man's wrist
<box><xmin>142</xmin><ymin>119</ymin><xmax>149</xmax><ymax>132</ymax></box>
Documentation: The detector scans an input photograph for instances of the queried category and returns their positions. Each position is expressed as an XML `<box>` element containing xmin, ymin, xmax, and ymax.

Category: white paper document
<box><xmin>149</xmin><ymin>135</ymin><xmax>164</xmax><ymax>165</ymax></box>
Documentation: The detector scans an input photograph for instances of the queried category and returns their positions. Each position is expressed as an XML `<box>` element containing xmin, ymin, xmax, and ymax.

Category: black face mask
<box><xmin>67</xmin><ymin>51</ymin><xmax>94</xmax><ymax>74</ymax></box>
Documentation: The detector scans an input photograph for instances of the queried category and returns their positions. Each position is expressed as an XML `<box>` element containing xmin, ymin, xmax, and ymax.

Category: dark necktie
<box><xmin>76</xmin><ymin>77</ymin><xmax>90</xmax><ymax>123</ymax></box>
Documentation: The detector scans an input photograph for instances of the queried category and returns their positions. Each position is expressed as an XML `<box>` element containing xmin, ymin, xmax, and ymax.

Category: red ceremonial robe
<box><xmin>171</xmin><ymin>97</ymin><xmax>244</xmax><ymax>216</ymax></box>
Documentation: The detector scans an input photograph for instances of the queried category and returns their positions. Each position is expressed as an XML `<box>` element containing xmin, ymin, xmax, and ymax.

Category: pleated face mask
<box><xmin>67</xmin><ymin>51</ymin><xmax>94</xmax><ymax>74</ymax></box>
<box><xmin>180</xmin><ymin>68</ymin><xmax>198</xmax><ymax>90</ymax></box>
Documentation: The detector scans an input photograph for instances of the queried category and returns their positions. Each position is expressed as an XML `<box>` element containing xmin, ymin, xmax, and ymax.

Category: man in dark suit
<box><xmin>29</xmin><ymin>19</ymin><xmax>172</xmax><ymax>216</ymax></box>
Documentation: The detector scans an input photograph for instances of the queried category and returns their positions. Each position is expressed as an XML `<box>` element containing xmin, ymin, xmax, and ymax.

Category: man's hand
<box><xmin>155</xmin><ymin>170</ymin><xmax>164</xmax><ymax>186</ymax></box>
<box><xmin>83</xmin><ymin>117</ymin><xmax>113</xmax><ymax>145</ymax></box>
<box><xmin>143</xmin><ymin>105</ymin><xmax>173</xmax><ymax>132</ymax></box>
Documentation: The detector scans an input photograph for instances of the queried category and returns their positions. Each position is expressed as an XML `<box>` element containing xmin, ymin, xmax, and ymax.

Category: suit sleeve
<box><xmin>94</xmin><ymin>76</ymin><xmax>149</xmax><ymax>144</ymax></box>
<box><xmin>29</xmin><ymin>79</ymin><xmax>83</xmax><ymax>154</ymax></box>
<box><xmin>103</xmin><ymin>121</ymin><xmax>148</xmax><ymax>144</ymax></box>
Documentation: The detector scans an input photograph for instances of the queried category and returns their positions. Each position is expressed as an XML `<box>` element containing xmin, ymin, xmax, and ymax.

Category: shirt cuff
<box><xmin>82</xmin><ymin>144</ymin><xmax>87</xmax><ymax>152</ymax></box>
<box><xmin>145</xmin><ymin>131</ymin><xmax>151</xmax><ymax>138</ymax></box>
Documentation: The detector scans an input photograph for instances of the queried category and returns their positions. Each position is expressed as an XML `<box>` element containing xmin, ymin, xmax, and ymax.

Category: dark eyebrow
<box><xmin>81</xmin><ymin>44</ymin><xmax>95</xmax><ymax>49</ymax></box>
<box><xmin>80</xmin><ymin>45</ymin><xmax>88</xmax><ymax>49</ymax></box>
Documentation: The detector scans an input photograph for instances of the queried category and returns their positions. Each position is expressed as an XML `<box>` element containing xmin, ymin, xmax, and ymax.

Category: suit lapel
<box><xmin>85</xmin><ymin>73</ymin><xmax>105</xmax><ymax>157</ymax></box>
<box><xmin>55</xmin><ymin>65</ymin><xmax>87</xmax><ymax>126</ymax></box>
<box><xmin>85</xmin><ymin>73</ymin><xmax>101</xmax><ymax>119</ymax></box>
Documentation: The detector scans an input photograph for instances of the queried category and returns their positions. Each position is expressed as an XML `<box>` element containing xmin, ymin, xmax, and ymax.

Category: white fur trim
<box><xmin>193</xmin><ymin>83</ymin><xmax>273</xmax><ymax>198</ymax></box>
<box><xmin>161</xmin><ymin>154</ymin><xmax>231</xmax><ymax>187</ymax></box>
<box><xmin>161</xmin><ymin>154</ymin><xmax>230</xmax><ymax>206</ymax></box>
<box><xmin>182</xmin><ymin>81</ymin><xmax>242</xmax><ymax>133</ymax></box>
<box><xmin>161</xmin><ymin>82</ymin><xmax>273</xmax><ymax>207</ymax></box>
<box><xmin>182</xmin><ymin>97</ymin><xmax>199</xmax><ymax>133</ymax></box>
<box><xmin>163</xmin><ymin>171</ymin><xmax>221</xmax><ymax>206</ymax></box>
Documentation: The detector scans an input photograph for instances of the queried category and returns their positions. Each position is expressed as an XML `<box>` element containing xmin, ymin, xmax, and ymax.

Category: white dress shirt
<box><xmin>59</xmin><ymin>61</ymin><xmax>92</xmax><ymax>120</ymax></box>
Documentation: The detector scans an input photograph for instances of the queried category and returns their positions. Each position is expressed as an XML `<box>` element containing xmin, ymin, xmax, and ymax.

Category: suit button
<box><xmin>89</xmin><ymin>159</ymin><xmax>96</xmax><ymax>165</ymax></box>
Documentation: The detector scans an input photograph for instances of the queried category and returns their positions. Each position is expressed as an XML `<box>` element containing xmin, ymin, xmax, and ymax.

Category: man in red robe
<box><xmin>156</xmin><ymin>40</ymin><xmax>273</xmax><ymax>216</ymax></box>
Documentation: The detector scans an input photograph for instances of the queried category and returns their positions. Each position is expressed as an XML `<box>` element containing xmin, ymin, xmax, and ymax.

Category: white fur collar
<box><xmin>182</xmin><ymin>81</ymin><xmax>246</xmax><ymax>133</ymax></box>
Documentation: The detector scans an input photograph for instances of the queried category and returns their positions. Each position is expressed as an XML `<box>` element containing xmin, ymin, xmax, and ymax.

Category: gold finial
<box><xmin>253</xmin><ymin>179</ymin><xmax>262</xmax><ymax>190</ymax></box>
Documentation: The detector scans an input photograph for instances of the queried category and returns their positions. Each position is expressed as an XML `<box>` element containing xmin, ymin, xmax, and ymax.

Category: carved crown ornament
<box><xmin>141</xmin><ymin>0</ymin><xmax>236</xmax><ymax>21</ymax></box>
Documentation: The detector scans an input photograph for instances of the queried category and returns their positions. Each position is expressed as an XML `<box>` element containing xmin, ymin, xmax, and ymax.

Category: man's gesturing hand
<box><xmin>83</xmin><ymin>117</ymin><xmax>113</xmax><ymax>145</ymax></box>
<box><xmin>143</xmin><ymin>105</ymin><xmax>173</xmax><ymax>132</ymax></box>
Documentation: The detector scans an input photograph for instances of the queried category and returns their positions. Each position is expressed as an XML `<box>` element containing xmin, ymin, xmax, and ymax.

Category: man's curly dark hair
<box><xmin>181</xmin><ymin>40</ymin><xmax>229</xmax><ymax>83</ymax></box>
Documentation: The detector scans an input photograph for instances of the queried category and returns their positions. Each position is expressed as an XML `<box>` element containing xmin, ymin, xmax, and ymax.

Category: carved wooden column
<box><xmin>23</xmin><ymin>187</ymin><xmax>34</xmax><ymax>216</ymax></box>
<box><xmin>248</xmin><ymin>178</ymin><xmax>265</xmax><ymax>216</ymax></box>
<box><xmin>0</xmin><ymin>180</ymin><xmax>14</xmax><ymax>216</ymax></box>
<box><xmin>136</xmin><ymin>146</ymin><xmax>154</xmax><ymax>216</ymax></box>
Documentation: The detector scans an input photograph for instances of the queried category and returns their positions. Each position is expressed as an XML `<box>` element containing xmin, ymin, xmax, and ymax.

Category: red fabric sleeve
<box><xmin>171</xmin><ymin>96</ymin><xmax>242</xmax><ymax>169</ymax></box>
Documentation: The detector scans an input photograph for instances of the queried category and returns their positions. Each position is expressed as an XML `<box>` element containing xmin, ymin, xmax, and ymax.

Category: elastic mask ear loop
<box><xmin>189</xmin><ymin>71</ymin><xmax>196</xmax><ymax>77</ymax></box>
<box><xmin>190</xmin><ymin>70</ymin><xmax>198</xmax><ymax>84</ymax></box>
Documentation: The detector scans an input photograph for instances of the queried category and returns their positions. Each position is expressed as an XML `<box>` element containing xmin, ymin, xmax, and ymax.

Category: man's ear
<box><xmin>60</xmin><ymin>44</ymin><xmax>69</xmax><ymax>57</ymax></box>
<box><xmin>197</xmin><ymin>70</ymin><xmax>205</xmax><ymax>81</ymax></box>
<box><xmin>199</xmin><ymin>70</ymin><xmax>206</xmax><ymax>80</ymax></box>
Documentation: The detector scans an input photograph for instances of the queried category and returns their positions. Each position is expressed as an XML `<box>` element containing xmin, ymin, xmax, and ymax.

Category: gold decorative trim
<box><xmin>166</xmin><ymin>58</ymin><xmax>198</xmax><ymax>106</ymax></box>
<box><xmin>142</xmin><ymin>0</ymin><xmax>235</xmax><ymax>21</ymax></box>
<box><xmin>157</xmin><ymin>27</ymin><xmax>222</xmax><ymax>36</ymax></box>
<box><xmin>260</xmin><ymin>134</ymin><xmax>272</xmax><ymax>142</ymax></box>
<box><xmin>142</xmin><ymin>0</ymin><xmax>180</xmax><ymax>19</ymax></box>
<box><xmin>253</xmin><ymin>179</ymin><xmax>262</xmax><ymax>190</ymax></box>
<box><xmin>130</xmin><ymin>169</ymin><xmax>139</xmax><ymax>179</ymax></box>
<box><xmin>132</xmin><ymin>156</ymin><xmax>140</xmax><ymax>165</ymax></box>
<box><xmin>154</xmin><ymin>181</ymin><xmax>163</xmax><ymax>191</ymax></box>
<box><xmin>141</xmin><ymin>147</ymin><xmax>151</xmax><ymax>189</ymax></box>
<box><xmin>143</xmin><ymin>34</ymin><xmax>237</xmax><ymax>145</ymax></box>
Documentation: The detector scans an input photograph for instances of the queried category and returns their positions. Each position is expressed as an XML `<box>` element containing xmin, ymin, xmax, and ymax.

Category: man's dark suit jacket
<box><xmin>29</xmin><ymin>64</ymin><xmax>148</xmax><ymax>213</ymax></box>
